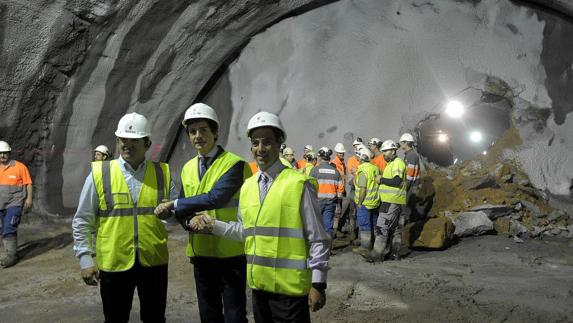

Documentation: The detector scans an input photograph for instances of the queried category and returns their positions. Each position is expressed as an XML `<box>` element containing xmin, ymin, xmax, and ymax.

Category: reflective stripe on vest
<box><xmin>378</xmin><ymin>158</ymin><xmax>407</xmax><ymax>205</ymax></box>
<box><xmin>354</xmin><ymin>162</ymin><xmax>380</xmax><ymax>209</ymax></box>
<box><xmin>92</xmin><ymin>160</ymin><xmax>170</xmax><ymax>272</ymax></box>
<box><xmin>181</xmin><ymin>151</ymin><xmax>249</xmax><ymax>258</ymax></box>
<box><xmin>240</xmin><ymin>168</ymin><xmax>313</xmax><ymax>296</ymax></box>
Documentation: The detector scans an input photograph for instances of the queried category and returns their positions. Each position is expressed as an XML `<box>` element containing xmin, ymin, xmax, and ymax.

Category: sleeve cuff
<box><xmin>312</xmin><ymin>269</ymin><xmax>327</xmax><ymax>283</ymax></box>
<box><xmin>212</xmin><ymin>220</ymin><xmax>227</xmax><ymax>236</ymax></box>
<box><xmin>79</xmin><ymin>254</ymin><xmax>95</xmax><ymax>269</ymax></box>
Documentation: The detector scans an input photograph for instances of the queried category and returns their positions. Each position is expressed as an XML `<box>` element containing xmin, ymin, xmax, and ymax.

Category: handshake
<box><xmin>186</xmin><ymin>213</ymin><xmax>215</xmax><ymax>233</ymax></box>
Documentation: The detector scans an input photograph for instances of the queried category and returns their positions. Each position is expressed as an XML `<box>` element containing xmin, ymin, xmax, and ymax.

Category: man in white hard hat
<box><xmin>154</xmin><ymin>103</ymin><xmax>251</xmax><ymax>323</ymax></box>
<box><xmin>190</xmin><ymin>111</ymin><xmax>330</xmax><ymax>322</ymax></box>
<box><xmin>295</xmin><ymin>144</ymin><xmax>313</xmax><ymax>170</ymax></box>
<box><xmin>369</xmin><ymin>138</ymin><xmax>387</xmax><ymax>173</ymax></box>
<box><xmin>331</xmin><ymin>143</ymin><xmax>347</xmax><ymax>238</ymax></box>
<box><xmin>344</xmin><ymin>138</ymin><xmax>363</xmax><ymax>241</ymax></box>
<box><xmin>0</xmin><ymin>141</ymin><xmax>33</xmax><ymax>268</ymax></box>
<box><xmin>281</xmin><ymin>146</ymin><xmax>296</xmax><ymax>168</ymax></box>
<box><xmin>399</xmin><ymin>133</ymin><xmax>421</xmax><ymax>223</ymax></box>
<box><xmin>72</xmin><ymin>112</ymin><xmax>177</xmax><ymax>322</ymax></box>
<box><xmin>366</xmin><ymin>140</ymin><xmax>407</xmax><ymax>262</ymax></box>
<box><xmin>93</xmin><ymin>145</ymin><xmax>111</xmax><ymax>161</ymax></box>
<box><xmin>351</xmin><ymin>146</ymin><xmax>380</xmax><ymax>256</ymax></box>
<box><xmin>310</xmin><ymin>147</ymin><xmax>343</xmax><ymax>238</ymax></box>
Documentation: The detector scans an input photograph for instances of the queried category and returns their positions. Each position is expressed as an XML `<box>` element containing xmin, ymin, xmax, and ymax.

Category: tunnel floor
<box><xmin>1</xmin><ymin>216</ymin><xmax>572</xmax><ymax>322</ymax></box>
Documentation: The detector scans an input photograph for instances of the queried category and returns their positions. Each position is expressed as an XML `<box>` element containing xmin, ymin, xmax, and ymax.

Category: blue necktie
<box><xmin>199</xmin><ymin>156</ymin><xmax>209</xmax><ymax>181</ymax></box>
<box><xmin>259</xmin><ymin>173</ymin><xmax>270</xmax><ymax>203</ymax></box>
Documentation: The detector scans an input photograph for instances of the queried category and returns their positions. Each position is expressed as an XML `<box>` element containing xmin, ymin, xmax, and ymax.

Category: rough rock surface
<box><xmin>451</xmin><ymin>211</ymin><xmax>494</xmax><ymax>237</ymax></box>
<box><xmin>1</xmin><ymin>0</ymin><xmax>573</xmax><ymax>216</ymax></box>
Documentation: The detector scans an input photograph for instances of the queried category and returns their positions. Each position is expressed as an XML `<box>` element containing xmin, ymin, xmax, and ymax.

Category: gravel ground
<box><xmin>1</xmin><ymin>216</ymin><xmax>572</xmax><ymax>322</ymax></box>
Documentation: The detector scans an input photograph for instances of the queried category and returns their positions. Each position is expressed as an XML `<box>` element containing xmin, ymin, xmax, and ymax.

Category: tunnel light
<box><xmin>437</xmin><ymin>133</ymin><xmax>448</xmax><ymax>143</ymax></box>
<box><xmin>445</xmin><ymin>100</ymin><xmax>465</xmax><ymax>118</ymax></box>
<box><xmin>482</xmin><ymin>150</ymin><xmax>487</xmax><ymax>155</ymax></box>
<box><xmin>470</xmin><ymin>131</ymin><xmax>483</xmax><ymax>143</ymax></box>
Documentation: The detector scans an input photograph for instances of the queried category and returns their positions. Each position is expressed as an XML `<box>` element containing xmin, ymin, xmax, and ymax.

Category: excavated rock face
<box><xmin>0</xmin><ymin>0</ymin><xmax>572</xmax><ymax>215</ymax></box>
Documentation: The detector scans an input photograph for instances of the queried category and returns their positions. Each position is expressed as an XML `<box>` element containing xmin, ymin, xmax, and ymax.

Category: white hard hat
<box><xmin>0</xmin><ymin>141</ymin><xmax>11</xmax><ymax>152</ymax></box>
<box><xmin>381</xmin><ymin>140</ymin><xmax>398</xmax><ymax>151</ymax></box>
<box><xmin>247</xmin><ymin>111</ymin><xmax>287</xmax><ymax>141</ymax></box>
<box><xmin>318</xmin><ymin>146</ymin><xmax>332</xmax><ymax>158</ymax></box>
<box><xmin>334</xmin><ymin>142</ymin><xmax>346</xmax><ymax>153</ymax></box>
<box><xmin>115</xmin><ymin>112</ymin><xmax>152</xmax><ymax>138</ymax></box>
<box><xmin>304</xmin><ymin>145</ymin><xmax>313</xmax><ymax>151</ymax></box>
<box><xmin>182</xmin><ymin>103</ymin><xmax>219</xmax><ymax>127</ymax></box>
<box><xmin>400</xmin><ymin>133</ymin><xmax>415</xmax><ymax>142</ymax></box>
<box><xmin>368</xmin><ymin>137</ymin><xmax>382</xmax><ymax>146</ymax></box>
<box><xmin>94</xmin><ymin>145</ymin><xmax>110</xmax><ymax>156</ymax></box>
<box><xmin>283</xmin><ymin>147</ymin><xmax>294</xmax><ymax>155</ymax></box>
<box><xmin>352</xmin><ymin>139</ymin><xmax>363</xmax><ymax>146</ymax></box>
<box><xmin>357</xmin><ymin>146</ymin><xmax>373</xmax><ymax>161</ymax></box>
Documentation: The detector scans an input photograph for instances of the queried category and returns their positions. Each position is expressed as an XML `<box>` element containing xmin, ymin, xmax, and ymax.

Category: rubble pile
<box><xmin>416</xmin><ymin>129</ymin><xmax>573</xmax><ymax>241</ymax></box>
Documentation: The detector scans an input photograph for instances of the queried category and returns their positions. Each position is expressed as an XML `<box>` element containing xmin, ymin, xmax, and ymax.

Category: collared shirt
<box><xmin>72</xmin><ymin>156</ymin><xmax>177</xmax><ymax>269</ymax></box>
<box><xmin>212</xmin><ymin>159</ymin><xmax>331</xmax><ymax>283</ymax></box>
<box><xmin>0</xmin><ymin>160</ymin><xmax>32</xmax><ymax>209</ymax></box>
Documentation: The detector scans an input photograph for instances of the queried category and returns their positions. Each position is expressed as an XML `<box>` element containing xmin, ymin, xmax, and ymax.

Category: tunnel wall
<box><xmin>0</xmin><ymin>0</ymin><xmax>572</xmax><ymax>215</ymax></box>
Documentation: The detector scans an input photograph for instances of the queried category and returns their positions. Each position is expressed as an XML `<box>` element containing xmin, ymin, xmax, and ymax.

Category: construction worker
<box><xmin>345</xmin><ymin>139</ymin><xmax>363</xmax><ymax>240</ymax></box>
<box><xmin>369</xmin><ymin>137</ymin><xmax>387</xmax><ymax>172</ymax></box>
<box><xmin>93</xmin><ymin>145</ymin><xmax>111</xmax><ymax>161</ymax></box>
<box><xmin>153</xmin><ymin>103</ymin><xmax>251</xmax><ymax>323</ymax></box>
<box><xmin>331</xmin><ymin>143</ymin><xmax>347</xmax><ymax>238</ymax></box>
<box><xmin>310</xmin><ymin>147</ymin><xmax>344</xmax><ymax>238</ymax></box>
<box><xmin>72</xmin><ymin>112</ymin><xmax>176</xmax><ymax>322</ymax></box>
<box><xmin>400</xmin><ymin>133</ymin><xmax>421</xmax><ymax>223</ymax></box>
<box><xmin>295</xmin><ymin>144</ymin><xmax>313</xmax><ymax>169</ymax></box>
<box><xmin>190</xmin><ymin>111</ymin><xmax>330</xmax><ymax>322</ymax></box>
<box><xmin>0</xmin><ymin>141</ymin><xmax>32</xmax><ymax>268</ymax></box>
<box><xmin>281</xmin><ymin>146</ymin><xmax>297</xmax><ymax>168</ymax></box>
<box><xmin>366</xmin><ymin>140</ymin><xmax>407</xmax><ymax>262</ymax></box>
<box><xmin>301</xmin><ymin>151</ymin><xmax>316</xmax><ymax>176</ymax></box>
<box><xmin>352</xmin><ymin>146</ymin><xmax>380</xmax><ymax>256</ymax></box>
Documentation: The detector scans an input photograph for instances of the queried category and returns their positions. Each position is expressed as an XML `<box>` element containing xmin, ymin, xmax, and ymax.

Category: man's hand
<box><xmin>154</xmin><ymin>200</ymin><xmax>174</xmax><ymax>220</ymax></box>
<box><xmin>188</xmin><ymin>213</ymin><xmax>214</xmax><ymax>233</ymax></box>
<box><xmin>375</xmin><ymin>174</ymin><xmax>382</xmax><ymax>184</ymax></box>
<box><xmin>81</xmin><ymin>266</ymin><xmax>99</xmax><ymax>286</ymax></box>
<box><xmin>24</xmin><ymin>197</ymin><xmax>32</xmax><ymax>210</ymax></box>
<box><xmin>308</xmin><ymin>287</ymin><xmax>326</xmax><ymax>312</ymax></box>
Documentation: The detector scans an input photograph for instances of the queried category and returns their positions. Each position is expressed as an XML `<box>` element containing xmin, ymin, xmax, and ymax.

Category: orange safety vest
<box><xmin>371</xmin><ymin>154</ymin><xmax>387</xmax><ymax>172</ymax></box>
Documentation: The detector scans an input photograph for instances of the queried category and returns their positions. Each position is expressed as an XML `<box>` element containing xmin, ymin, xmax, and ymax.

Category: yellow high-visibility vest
<box><xmin>240</xmin><ymin>168</ymin><xmax>317</xmax><ymax>296</ymax></box>
<box><xmin>378</xmin><ymin>157</ymin><xmax>407</xmax><ymax>205</ymax></box>
<box><xmin>181</xmin><ymin>151</ymin><xmax>251</xmax><ymax>258</ymax></box>
<box><xmin>92</xmin><ymin>160</ymin><xmax>170</xmax><ymax>271</ymax></box>
<box><xmin>354</xmin><ymin>162</ymin><xmax>380</xmax><ymax>209</ymax></box>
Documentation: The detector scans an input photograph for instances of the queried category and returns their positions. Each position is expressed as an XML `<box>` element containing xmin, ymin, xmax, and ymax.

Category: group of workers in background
<box><xmin>1</xmin><ymin>102</ymin><xmax>420</xmax><ymax>322</ymax></box>
<box><xmin>262</xmin><ymin>132</ymin><xmax>421</xmax><ymax>263</ymax></box>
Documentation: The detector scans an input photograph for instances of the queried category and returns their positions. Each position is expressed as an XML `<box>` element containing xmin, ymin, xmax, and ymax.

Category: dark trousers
<box><xmin>99</xmin><ymin>261</ymin><xmax>168</xmax><ymax>323</ymax></box>
<box><xmin>193</xmin><ymin>255</ymin><xmax>247</xmax><ymax>323</ymax></box>
<box><xmin>252</xmin><ymin>289</ymin><xmax>310</xmax><ymax>323</ymax></box>
<box><xmin>0</xmin><ymin>206</ymin><xmax>22</xmax><ymax>237</ymax></box>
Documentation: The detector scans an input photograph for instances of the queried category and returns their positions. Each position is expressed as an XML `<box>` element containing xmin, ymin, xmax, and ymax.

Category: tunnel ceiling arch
<box><xmin>0</xmin><ymin>0</ymin><xmax>572</xmax><ymax>215</ymax></box>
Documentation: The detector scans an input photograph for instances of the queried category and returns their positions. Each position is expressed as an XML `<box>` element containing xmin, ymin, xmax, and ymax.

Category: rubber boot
<box><xmin>390</xmin><ymin>242</ymin><xmax>401</xmax><ymax>261</ymax></box>
<box><xmin>332</xmin><ymin>217</ymin><xmax>340</xmax><ymax>239</ymax></box>
<box><xmin>1</xmin><ymin>236</ymin><xmax>18</xmax><ymax>268</ymax></box>
<box><xmin>352</xmin><ymin>231</ymin><xmax>372</xmax><ymax>257</ymax></box>
<box><xmin>0</xmin><ymin>236</ymin><xmax>5</xmax><ymax>263</ymax></box>
<box><xmin>349</xmin><ymin>218</ymin><xmax>357</xmax><ymax>242</ymax></box>
<box><xmin>364</xmin><ymin>235</ymin><xmax>387</xmax><ymax>263</ymax></box>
